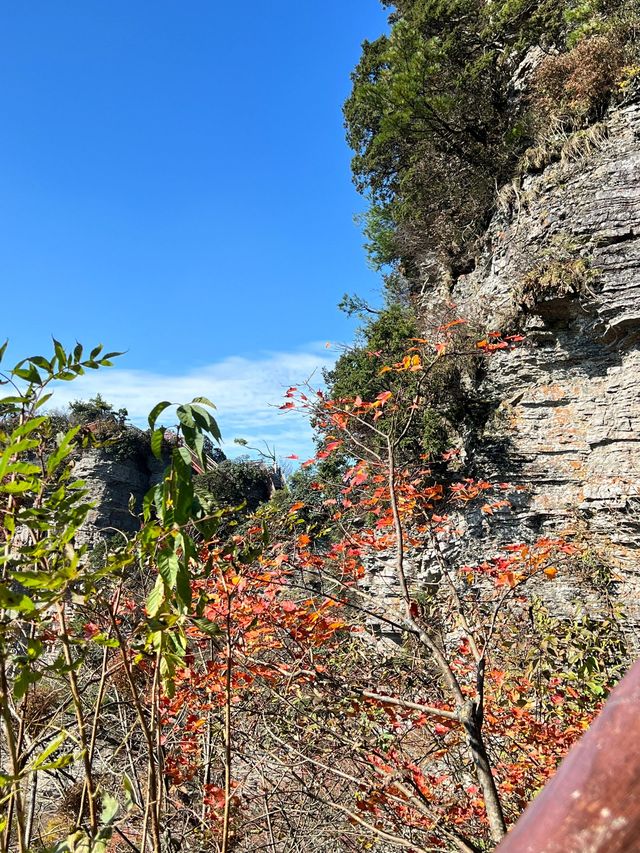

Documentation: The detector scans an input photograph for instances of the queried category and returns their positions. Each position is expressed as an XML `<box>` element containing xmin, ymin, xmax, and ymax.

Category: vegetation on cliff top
<box><xmin>344</xmin><ymin>0</ymin><xmax>640</xmax><ymax>278</ymax></box>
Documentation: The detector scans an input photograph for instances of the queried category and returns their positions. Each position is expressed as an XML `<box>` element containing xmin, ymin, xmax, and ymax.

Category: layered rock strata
<box><xmin>417</xmin><ymin>98</ymin><xmax>640</xmax><ymax>643</ymax></box>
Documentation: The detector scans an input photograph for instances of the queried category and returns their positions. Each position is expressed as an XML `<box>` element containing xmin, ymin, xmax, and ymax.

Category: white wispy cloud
<box><xmin>50</xmin><ymin>344</ymin><xmax>336</xmax><ymax>461</ymax></box>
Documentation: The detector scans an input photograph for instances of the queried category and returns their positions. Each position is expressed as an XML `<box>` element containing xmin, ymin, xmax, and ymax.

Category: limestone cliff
<box><xmin>417</xmin><ymin>97</ymin><xmax>640</xmax><ymax>642</ymax></box>
<box><xmin>72</xmin><ymin>440</ymin><xmax>278</xmax><ymax>546</ymax></box>
<box><xmin>73</xmin><ymin>445</ymin><xmax>167</xmax><ymax>545</ymax></box>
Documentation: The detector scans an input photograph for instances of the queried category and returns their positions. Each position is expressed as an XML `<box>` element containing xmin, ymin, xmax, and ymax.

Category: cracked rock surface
<box><xmin>418</xmin><ymin>99</ymin><xmax>640</xmax><ymax>644</ymax></box>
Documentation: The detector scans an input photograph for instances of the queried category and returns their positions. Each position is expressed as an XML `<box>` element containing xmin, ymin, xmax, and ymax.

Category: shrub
<box><xmin>531</xmin><ymin>34</ymin><xmax>627</xmax><ymax>127</ymax></box>
<box><xmin>68</xmin><ymin>393</ymin><xmax>127</xmax><ymax>426</ymax></box>
<box><xmin>195</xmin><ymin>458</ymin><xmax>273</xmax><ymax>513</ymax></box>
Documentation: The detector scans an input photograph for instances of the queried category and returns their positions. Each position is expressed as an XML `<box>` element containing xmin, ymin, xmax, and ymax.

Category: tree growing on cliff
<box><xmin>345</xmin><ymin>0</ymin><xmax>640</xmax><ymax>276</ymax></box>
<box><xmin>271</xmin><ymin>330</ymin><xmax>609</xmax><ymax>850</ymax></box>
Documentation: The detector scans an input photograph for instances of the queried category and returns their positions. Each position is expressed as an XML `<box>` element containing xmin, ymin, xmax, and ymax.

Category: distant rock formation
<box><xmin>73</xmin><ymin>443</ymin><xmax>167</xmax><ymax>544</ymax></box>
<box><xmin>72</xmin><ymin>435</ymin><xmax>283</xmax><ymax>545</ymax></box>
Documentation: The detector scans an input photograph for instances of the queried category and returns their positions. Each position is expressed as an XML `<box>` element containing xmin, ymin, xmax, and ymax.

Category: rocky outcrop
<box><xmin>73</xmin><ymin>442</ymin><xmax>281</xmax><ymax>547</ymax></box>
<box><xmin>73</xmin><ymin>447</ymin><xmax>167</xmax><ymax>545</ymax></box>
<box><xmin>417</xmin><ymin>98</ymin><xmax>640</xmax><ymax>643</ymax></box>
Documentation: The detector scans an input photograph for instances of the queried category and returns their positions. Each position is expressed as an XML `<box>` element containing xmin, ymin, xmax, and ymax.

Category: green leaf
<box><xmin>37</xmin><ymin>752</ymin><xmax>74</xmax><ymax>771</ymax></box>
<box><xmin>91</xmin><ymin>633</ymin><xmax>119</xmax><ymax>648</ymax></box>
<box><xmin>99</xmin><ymin>792</ymin><xmax>119</xmax><ymax>826</ymax></box>
<box><xmin>123</xmin><ymin>773</ymin><xmax>137</xmax><ymax>810</ymax></box>
<box><xmin>146</xmin><ymin>575</ymin><xmax>165</xmax><ymax>618</ymax></box>
<box><xmin>15</xmin><ymin>570</ymin><xmax>66</xmax><ymax>590</ymax></box>
<box><xmin>0</xmin><ymin>585</ymin><xmax>36</xmax><ymax>614</ymax></box>
<box><xmin>46</xmin><ymin>426</ymin><xmax>81</xmax><ymax>474</ymax></box>
<box><xmin>208</xmin><ymin>416</ymin><xmax>222</xmax><ymax>443</ymax></box>
<box><xmin>32</xmin><ymin>731</ymin><xmax>68</xmax><ymax>769</ymax></box>
<box><xmin>176</xmin><ymin>563</ymin><xmax>192</xmax><ymax>608</ymax></box>
<box><xmin>6</xmin><ymin>455</ymin><xmax>43</xmax><ymax>481</ymax></box>
<box><xmin>191</xmin><ymin>395</ymin><xmax>216</xmax><ymax>408</ymax></box>
<box><xmin>189</xmin><ymin>405</ymin><xmax>221</xmax><ymax>443</ymax></box>
<box><xmin>11</xmin><ymin>416</ymin><xmax>47</xmax><ymax>438</ymax></box>
<box><xmin>26</xmin><ymin>638</ymin><xmax>43</xmax><ymax>660</ymax></box>
<box><xmin>150</xmin><ymin>427</ymin><xmax>164</xmax><ymax>459</ymax></box>
<box><xmin>52</xmin><ymin>338</ymin><xmax>67</xmax><ymax>368</ymax></box>
<box><xmin>176</xmin><ymin>445</ymin><xmax>193</xmax><ymax>470</ymax></box>
<box><xmin>189</xmin><ymin>429</ymin><xmax>205</xmax><ymax>467</ymax></box>
<box><xmin>157</xmin><ymin>550</ymin><xmax>180</xmax><ymax>589</ymax></box>
<box><xmin>176</xmin><ymin>405</ymin><xmax>195</xmax><ymax>429</ymax></box>
<box><xmin>191</xmin><ymin>617</ymin><xmax>222</xmax><ymax>637</ymax></box>
<box><xmin>142</xmin><ymin>483</ymin><xmax>162</xmax><ymax>522</ymax></box>
<box><xmin>148</xmin><ymin>400</ymin><xmax>172</xmax><ymax>431</ymax></box>
<box><xmin>0</xmin><ymin>340</ymin><xmax>7</xmax><ymax>364</ymax></box>
<box><xmin>27</xmin><ymin>355</ymin><xmax>52</xmax><ymax>371</ymax></box>
<box><xmin>13</xmin><ymin>364</ymin><xmax>42</xmax><ymax>384</ymax></box>
<box><xmin>0</xmin><ymin>395</ymin><xmax>28</xmax><ymax>405</ymax></box>
<box><xmin>13</xmin><ymin>667</ymin><xmax>42</xmax><ymax>701</ymax></box>
<box><xmin>34</xmin><ymin>392</ymin><xmax>54</xmax><ymax>410</ymax></box>
<box><xmin>54</xmin><ymin>828</ymin><xmax>89</xmax><ymax>853</ymax></box>
<box><xmin>0</xmin><ymin>479</ymin><xmax>37</xmax><ymax>494</ymax></box>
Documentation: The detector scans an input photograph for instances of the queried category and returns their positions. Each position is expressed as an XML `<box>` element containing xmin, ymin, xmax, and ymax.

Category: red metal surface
<box><xmin>496</xmin><ymin>657</ymin><xmax>640</xmax><ymax>853</ymax></box>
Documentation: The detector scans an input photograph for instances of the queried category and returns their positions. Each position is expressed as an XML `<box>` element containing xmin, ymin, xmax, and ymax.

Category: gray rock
<box><xmin>415</xmin><ymin>97</ymin><xmax>640</xmax><ymax>647</ymax></box>
<box><xmin>72</xmin><ymin>445</ymin><xmax>166</xmax><ymax>546</ymax></box>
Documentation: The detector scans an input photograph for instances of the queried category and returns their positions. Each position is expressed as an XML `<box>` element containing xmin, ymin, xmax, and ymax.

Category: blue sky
<box><xmin>0</xmin><ymin>1</ymin><xmax>388</xmax><ymax>459</ymax></box>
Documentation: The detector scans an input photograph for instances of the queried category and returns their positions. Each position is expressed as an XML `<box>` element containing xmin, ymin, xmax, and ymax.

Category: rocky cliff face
<box><xmin>73</xmin><ymin>444</ymin><xmax>279</xmax><ymax>547</ymax></box>
<box><xmin>72</xmin><ymin>446</ymin><xmax>166</xmax><ymax>545</ymax></box>
<box><xmin>417</xmin><ymin>97</ymin><xmax>640</xmax><ymax>643</ymax></box>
